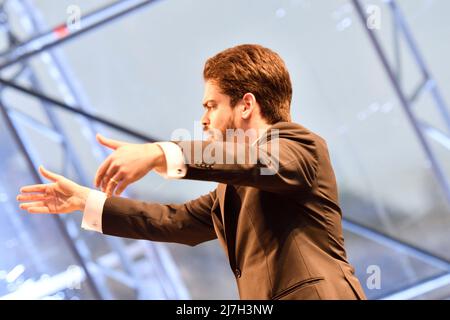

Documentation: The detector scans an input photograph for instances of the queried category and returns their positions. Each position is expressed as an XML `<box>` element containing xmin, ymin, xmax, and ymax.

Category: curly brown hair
<box><xmin>203</xmin><ymin>44</ymin><xmax>292</xmax><ymax>124</ymax></box>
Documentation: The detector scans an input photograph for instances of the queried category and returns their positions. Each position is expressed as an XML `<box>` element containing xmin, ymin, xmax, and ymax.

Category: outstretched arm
<box><xmin>101</xmin><ymin>191</ymin><xmax>217</xmax><ymax>246</ymax></box>
<box><xmin>17</xmin><ymin>166</ymin><xmax>217</xmax><ymax>246</ymax></box>
<box><xmin>94</xmin><ymin>132</ymin><xmax>319</xmax><ymax>196</ymax></box>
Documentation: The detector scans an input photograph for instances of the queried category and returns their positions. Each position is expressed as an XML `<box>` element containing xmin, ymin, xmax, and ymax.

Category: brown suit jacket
<box><xmin>102</xmin><ymin>121</ymin><xmax>367</xmax><ymax>300</ymax></box>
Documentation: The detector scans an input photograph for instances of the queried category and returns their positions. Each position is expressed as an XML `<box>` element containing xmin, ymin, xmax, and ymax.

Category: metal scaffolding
<box><xmin>0</xmin><ymin>0</ymin><xmax>188</xmax><ymax>299</ymax></box>
<box><xmin>0</xmin><ymin>0</ymin><xmax>449</xmax><ymax>300</ymax></box>
<box><xmin>352</xmin><ymin>0</ymin><xmax>450</xmax><ymax>299</ymax></box>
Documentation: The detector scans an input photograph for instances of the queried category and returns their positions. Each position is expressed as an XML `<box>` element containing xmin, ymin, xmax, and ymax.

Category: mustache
<box><xmin>203</xmin><ymin>127</ymin><xmax>223</xmax><ymax>141</ymax></box>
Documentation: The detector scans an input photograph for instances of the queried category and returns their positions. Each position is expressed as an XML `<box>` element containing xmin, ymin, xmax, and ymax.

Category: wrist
<box><xmin>150</xmin><ymin>143</ymin><xmax>167</xmax><ymax>173</ymax></box>
<box><xmin>77</xmin><ymin>186</ymin><xmax>91</xmax><ymax>211</ymax></box>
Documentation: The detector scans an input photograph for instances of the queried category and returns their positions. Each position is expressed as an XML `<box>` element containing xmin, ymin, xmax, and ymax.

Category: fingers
<box><xmin>17</xmin><ymin>193</ymin><xmax>51</xmax><ymax>202</ymax></box>
<box><xmin>114</xmin><ymin>180</ymin><xmax>130</xmax><ymax>197</ymax></box>
<box><xmin>39</xmin><ymin>166</ymin><xmax>61</xmax><ymax>183</ymax></box>
<box><xmin>102</xmin><ymin>163</ymin><xmax>120</xmax><ymax>191</ymax></box>
<box><xmin>28</xmin><ymin>207</ymin><xmax>51</xmax><ymax>214</ymax></box>
<box><xmin>101</xmin><ymin>166</ymin><xmax>117</xmax><ymax>193</ymax></box>
<box><xmin>96</xmin><ymin>134</ymin><xmax>127</xmax><ymax>151</ymax></box>
<box><xmin>105</xmin><ymin>172</ymin><xmax>124</xmax><ymax>196</ymax></box>
<box><xmin>20</xmin><ymin>184</ymin><xmax>48</xmax><ymax>193</ymax></box>
<box><xmin>94</xmin><ymin>156</ymin><xmax>112</xmax><ymax>188</ymax></box>
<box><xmin>19</xmin><ymin>201</ymin><xmax>50</xmax><ymax>214</ymax></box>
<box><xmin>19</xmin><ymin>201</ymin><xmax>45</xmax><ymax>209</ymax></box>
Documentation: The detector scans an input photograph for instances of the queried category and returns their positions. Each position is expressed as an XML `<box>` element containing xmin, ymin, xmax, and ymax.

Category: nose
<box><xmin>201</xmin><ymin>110</ymin><xmax>209</xmax><ymax>128</ymax></box>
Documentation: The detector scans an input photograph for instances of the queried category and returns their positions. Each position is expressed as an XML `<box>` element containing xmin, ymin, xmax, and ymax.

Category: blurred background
<box><xmin>0</xmin><ymin>0</ymin><xmax>449</xmax><ymax>300</ymax></box>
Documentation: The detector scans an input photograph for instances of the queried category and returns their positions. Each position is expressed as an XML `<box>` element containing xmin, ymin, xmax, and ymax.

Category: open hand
<box><xmin>17</xmin><ymin>166</ymin><xmax>90</xmax><ymax>214</ymax></box>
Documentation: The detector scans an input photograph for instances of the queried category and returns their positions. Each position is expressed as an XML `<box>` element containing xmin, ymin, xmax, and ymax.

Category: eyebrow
<box><xmin>202</xmin><ymin>100</ymin><xmax>217</xmax><ymax>108</ymax></box>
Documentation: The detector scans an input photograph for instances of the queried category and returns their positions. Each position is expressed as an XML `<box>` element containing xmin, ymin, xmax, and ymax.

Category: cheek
<box><xmin>208</xmin><ymin>106</ymin><xmax>235</xmax><ymax>130</ymax></box>
<box><xmin>210</xmin><ymin>110</ymin><xmax>226</xmax><ymax>127</ymax></box>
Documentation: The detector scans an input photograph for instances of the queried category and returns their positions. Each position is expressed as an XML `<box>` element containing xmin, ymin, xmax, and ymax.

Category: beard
<box><xmin>204</xmin><ymin>117</ymin><xmax>236</xmax><ymax>142</ymax></box>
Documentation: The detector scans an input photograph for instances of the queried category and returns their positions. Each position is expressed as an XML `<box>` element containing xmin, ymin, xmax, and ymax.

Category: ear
<box><xmin>241</xmin><ymin>93</ymin><xmax>257</xmax><ymax>120</ymax></box>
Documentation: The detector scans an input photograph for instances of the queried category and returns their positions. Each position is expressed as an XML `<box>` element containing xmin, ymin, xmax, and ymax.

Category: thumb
<box><xmin>96</xmin><ymin>134</ymin><xmax>127</xmax><ymax>150</ymax></box>
<box><xmin>39</xmin><ymin>166</ymin><xmax>60</xmax><ymax>182</ymax></box>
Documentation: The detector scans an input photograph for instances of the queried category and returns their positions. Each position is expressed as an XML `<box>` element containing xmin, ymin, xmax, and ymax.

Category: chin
<box><xmin>204</xmin><ymin>130</ymin><xmax>218</xmax><ymax>142</ymax></box>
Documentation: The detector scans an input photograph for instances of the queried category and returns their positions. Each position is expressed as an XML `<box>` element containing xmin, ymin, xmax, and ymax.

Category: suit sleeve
<box><xmin>174</xmin><ymin>137</ymin><xmax>318</xmax><ymax>194</ymax></box>
<box><xmin>101</xmin><ymin>189</ymin><xmax>218</xmax><ymax>246</ymax></box>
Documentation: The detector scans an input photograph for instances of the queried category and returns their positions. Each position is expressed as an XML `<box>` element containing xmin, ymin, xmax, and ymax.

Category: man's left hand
<box><xmin>94</xmin><ymin>134</ymin><xmax>166</xmax><ymax>197</ymax></box>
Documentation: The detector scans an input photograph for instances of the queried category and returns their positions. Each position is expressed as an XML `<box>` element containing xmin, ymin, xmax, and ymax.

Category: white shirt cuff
<box><xmin>81</xmin><ymin>189</ymin><xmax>107</xmax><ymax>233</ymax></box>
<box><xmin>155</xmin><ymin>142</ymin><xmax>187</xmax><ymax>179</ymax></box>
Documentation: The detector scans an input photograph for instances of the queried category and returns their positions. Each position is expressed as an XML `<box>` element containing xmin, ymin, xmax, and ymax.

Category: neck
<box><xmin>241</xmin><ymin>120</ymin><xmax>271</xmax><ymax>145</ymax></box>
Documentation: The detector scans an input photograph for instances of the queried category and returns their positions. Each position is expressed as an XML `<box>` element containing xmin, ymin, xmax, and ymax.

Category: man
<box><xmin>17</xmin><ymin>44</ymin><xmax>366</xmax><ymax>300</ymax></box>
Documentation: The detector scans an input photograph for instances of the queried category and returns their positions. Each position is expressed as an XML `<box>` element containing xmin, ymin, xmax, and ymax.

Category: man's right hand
<box><xmin>17</xmin><ymin>166</ymin><xmax>90</xmax><ymax>214</ymax></box>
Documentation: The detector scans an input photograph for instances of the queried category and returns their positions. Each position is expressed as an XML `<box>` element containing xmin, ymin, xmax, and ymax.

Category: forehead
<box><xmin>202</xmin><ymin>80</ymin><xmax>228</xmax><ymax>103</ymax></box>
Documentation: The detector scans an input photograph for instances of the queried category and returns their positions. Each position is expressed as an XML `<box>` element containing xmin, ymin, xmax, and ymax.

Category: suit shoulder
<box><xmin>271</xmin><ymin>121</ymin><xmax>326</xmax><ymax>145</ymax></box>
